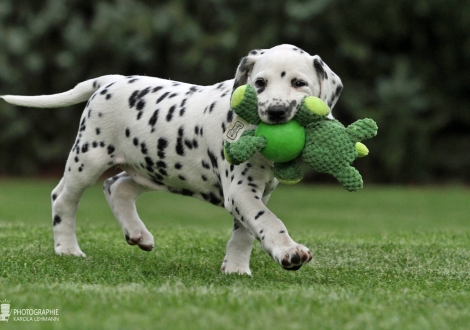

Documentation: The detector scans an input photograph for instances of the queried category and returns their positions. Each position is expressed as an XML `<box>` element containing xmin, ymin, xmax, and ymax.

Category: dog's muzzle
<box><xmin>266</xmin><ymin>105</ymin><xmax>288</xmax><ymax>123</ymax></box>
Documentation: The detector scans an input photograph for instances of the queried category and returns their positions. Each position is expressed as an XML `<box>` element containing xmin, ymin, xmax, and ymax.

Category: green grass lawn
<box><xmin>0</xmin><ymin>179</ymin><xmax>469</xmax><ymax>329</ymax></box>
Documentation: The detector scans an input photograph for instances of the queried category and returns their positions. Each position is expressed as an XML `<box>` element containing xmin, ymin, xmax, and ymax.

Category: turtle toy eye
<box><xmin>293</xmin><ymin>80</ymin><xmax>308</xmax><ymax>88</ymax></box>
<box><xmin>255</xmin><ymin>78</ymin><xmax>267</xmax><ymax>88</ymax></box>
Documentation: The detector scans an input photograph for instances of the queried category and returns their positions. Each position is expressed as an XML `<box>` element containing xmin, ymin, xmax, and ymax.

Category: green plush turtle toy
<box><xmin>223</xmin><ymin>84</ymin><xmax>378</xmax><ymax>192</ymax></box>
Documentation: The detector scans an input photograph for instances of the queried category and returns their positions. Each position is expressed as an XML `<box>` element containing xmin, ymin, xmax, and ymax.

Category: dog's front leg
<box><xmin>224</xmin><ymin>185</ymin><xmax>312</xmax><ymax>272</ymax></box>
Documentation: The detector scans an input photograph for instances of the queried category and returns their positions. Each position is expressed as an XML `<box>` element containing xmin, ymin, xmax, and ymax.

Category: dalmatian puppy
<box><xmin>1</xmin><ymin>44</ymin><xmax>342</xmax><ymax>275</ymax></box>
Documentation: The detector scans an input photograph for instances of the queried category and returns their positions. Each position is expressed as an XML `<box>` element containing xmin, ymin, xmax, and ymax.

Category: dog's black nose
<box><xmin>267</xmin><ymin>105</ymin><xmax>287</xmax><ymax>122</ymax></box>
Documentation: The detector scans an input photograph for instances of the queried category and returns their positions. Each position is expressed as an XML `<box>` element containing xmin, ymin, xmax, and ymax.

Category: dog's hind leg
<box><xmin>221</xmin><ymin>218</ymin><xmax>255</xmax><ymax>275</ymax></box>
<box><xmin>52</xmin><ymin>140</ymin><xmax>115</xmax><ymax>256</ymax></box>
<box><xmin>103</xmin><ymin>172</ymin><xmax>154</xmax><ymax>251</ymax></box>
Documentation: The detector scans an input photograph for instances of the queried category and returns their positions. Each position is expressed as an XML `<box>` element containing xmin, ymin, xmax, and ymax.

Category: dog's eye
<box><xmin>293</xmin><ymin>80</ymin><xmax>308</xmax><ymax>88</ymax></box>
<box><xmin>255</xmin><ymin>78</ymin><xmax>266</xmax><ymax>88</ymax></box>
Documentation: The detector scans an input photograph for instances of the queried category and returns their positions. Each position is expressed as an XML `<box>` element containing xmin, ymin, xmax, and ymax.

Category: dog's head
<box><xmin>233</xmin><ymin>44</ymin><xmax>343</xmax><ymax>124</ymax></box>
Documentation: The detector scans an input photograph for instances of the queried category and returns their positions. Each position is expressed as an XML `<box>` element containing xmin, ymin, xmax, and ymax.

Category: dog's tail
<box><xmin>0</xmin><ymin>75</ymin><xmax>126</xmax><ymax>108</ymax></box>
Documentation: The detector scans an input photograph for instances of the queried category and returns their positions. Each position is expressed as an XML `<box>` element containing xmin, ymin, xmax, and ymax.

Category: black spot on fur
<box><xmin>79</xmin><ymin>118</ymin><xmax>86</xmax><ymax>132</ymax></box>
<box><xmin>313</xmin><ymin>58</ymin><xmax>327</xmax><ymax>80</ymax></box>
<box><xmin>152</xmin><ymin>86</ymin><xmax>163</xmax><ymax>93</ymax></box>
<box><xmin>184</xmin><ymin>139</ymin><xmax>193</xmax><ymax>149</ymax></box>
<box><xmin>107</xmin><ymin>145</ymin><xmax>115</xmax><ymax>155</ymax></box>
<box><xmin>157</xmin><ymin>137</ymin><xmax>168</xmax><ymax>158</ymax></box>
<box><xmin>201</xmin><ymin>160</ymin><xmax>210</xmax><ymax>169</ymax></box>
<box><xmin>254</xmin><ymin>210</ymin><xmax>265</xmax><ymax>220</ymax></box>
<box><xmin>156</xmin><ymin>160</ymin><xmax>167</xmax><ymax>168</ymax></box>
<box><xmin>181</xmin><ymin>189</ymin><xmax>194</xmax><ymax>196</ymax></box>
<box><xmin>140</xmin><ymin>142</ymin><xmax>148</xmax><ymax>155</ymax></box>
<box><xmin>136</xmin><ymin>100</ymin><xmax>145</xmax><ymax>111</ymax></box>
<box><xmin>52</xmin><ymin>194</ymin><xmax>57</xmax><ymax>201</ymax></box>
<box><xmin>81</xmin><ymin>143</ymin><xmax>89</xmax><ymax>153</ymax></box>
<box><xmin>209</xmin><ymin>102</ymin><xmax>216</xmax><ymax>113</ymax></box>
<box><xmin>281</xmin><ymin>71</ymin><xmax>286</xmax><ymax>77</ymax></box>
<box><xmin>176</xmin><ymin>126</ymin><xmax>185</xmax><ymax>156</ymax></box>
<box><xmin>174</xmin><ymin>162</ymin><xmax>182</xmax><ymax>170</ymax></box>
<box><xmin>207</xmin><ymin>149</ymin><xmax>218</xmax><ymax>169</ymax></box>
<box><xmin>133</xmin><ymin>138</ymin><xmax>139</xmax><ymax>146</ymax></box>
<box><xmin>335</xmin><ymin>85</ymin><xmax>343</xmax><ymax>96</ymax></box>
<box><xmin>125</xmin><ymin>128</ymin><xmax>130</xmax><ymax>137</ymax></box>
<box><xmin>187</xmin><ymin>86</ymin><xmax>198</xmax><ymax>95</ymax></box>
<box><xmin>166</xmin><ymin>105</ymin><xmax>176</xmax><ymax>122</ymax></box>
<box><xmin>128</xmin><ymin>91</ymin><xmax>138</xmax><ymax>108</ymax></box>
<box><xmin>156</xmin><ymin>91</ymin><xmax>170</xmax><ymax>104</ymax></box>
<box><xmin>149</xmin><ymin>109</ymin><xmax>159</xmax><ymax>127</ymax></box>
<box><xmin>201</xmin><ymin>192</ymin><xmax>222</xmax><ymax>206</ymax></box>
<box><xmin>145</xmin><ymin>156</ymin><xmax>154</xmax><ymax>167</ymax></box>
<box><xmin>53</xmin><ymin>215</ymin><xmax>62</xmax><ymax>226</ymax></box>
<box><xmin>129</xmin><ymin>87</ymin><xmax>150</xmax><ymax>110</ymax></box>
<box><xmin>226</xmin><ymin>110</ymin><xmax>234</xmax><ymax>123</ymax></box>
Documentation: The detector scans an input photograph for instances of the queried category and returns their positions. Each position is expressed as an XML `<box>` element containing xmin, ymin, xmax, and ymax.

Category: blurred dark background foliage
<box><xmin>0</xmin><ymin>0</ymin><xmax>469</xmax><ymax>184</ymax></box>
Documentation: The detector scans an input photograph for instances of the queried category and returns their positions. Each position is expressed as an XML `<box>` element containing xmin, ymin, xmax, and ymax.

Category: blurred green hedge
<box><xmin>0</xmin><ymin>0</ymin><xmax>469</xmax><ymax>184</ymax></box>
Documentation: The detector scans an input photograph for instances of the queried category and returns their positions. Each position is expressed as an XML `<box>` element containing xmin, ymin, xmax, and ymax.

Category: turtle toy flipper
<box><xmin>230</xmin><ymin>85</ymin><xmax>261</xmax><ymax>125</ymax></box>
<box><xmin>346</xmin><ymin>118</ymin><xmax>378</xmax><ymax>142</ymax></box>
<box><xmin>224</xmin><ymin>130</ymin><xmax>267</xmax><ymax>165</ymax></box>
<box><xmin>335</xmin><ymin>166</ymin><xmax>364</xmax><ymax>192</ymax></box>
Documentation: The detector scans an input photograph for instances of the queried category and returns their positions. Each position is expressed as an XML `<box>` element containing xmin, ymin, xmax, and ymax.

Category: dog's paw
<box><xmin>221</xmin><ymin>259</ymin><xmax>252</xmax><ymax>276</ymax></box>
<box><xmin>124</xmin><ymin>228</ymin><xmax>154</xmax><ymax>251</ymax></box>
<box><xmin>55</xmin><ymin>243</ymin><xmax>86</xmax><ymax>257</ymax></box>
<box><xmin>271</xmin><ymin>244</ymin><xmax>312</xmax><ymax>271</ymax></box>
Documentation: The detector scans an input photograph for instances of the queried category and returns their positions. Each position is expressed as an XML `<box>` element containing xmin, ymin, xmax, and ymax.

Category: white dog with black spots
<box><xmin>1</xmin><ymin>44</ymin><xmax>342</xmax><ymax>275</ymax></box>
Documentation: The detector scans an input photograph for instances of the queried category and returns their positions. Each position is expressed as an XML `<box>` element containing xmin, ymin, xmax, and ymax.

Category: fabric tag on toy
<box><xmin>223</xmin><ymin>115</ymin><xmax>249</xmax><ymax>142</ymax></box>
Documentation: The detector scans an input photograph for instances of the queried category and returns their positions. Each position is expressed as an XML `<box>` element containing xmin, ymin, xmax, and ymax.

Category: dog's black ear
<box><xmin>233</xmin><ymin>49</ymin><xmax>266</xmax><ymax>91</ymax></box>
<box><xmin>311</xmin><ymin>55</ymin><xmax>343</xmax><ymax>117</ymax></box>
